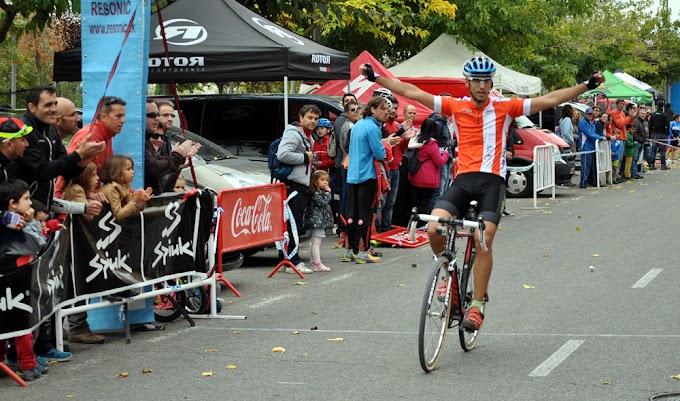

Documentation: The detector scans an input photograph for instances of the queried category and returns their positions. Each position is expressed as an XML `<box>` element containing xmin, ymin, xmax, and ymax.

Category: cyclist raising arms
<box><xmin>360</xmin><ymin>58</ymin><xmax>603</xmax><ymax>331</ymax></box>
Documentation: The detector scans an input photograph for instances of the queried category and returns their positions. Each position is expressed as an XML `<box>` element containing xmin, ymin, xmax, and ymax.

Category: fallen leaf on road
<box><xmin>327</xmin><ymin>338</ymin><xmax>344</xmax><ymax>342</ymax></box>
<box><xmin>225</xmin><ymin>365</ymin><xmax>237</xmax><ymax>370</ymax></box>
<box><xmin>118</xmin><ymin>372</ymin><xmax>129</xmax><ymax>378</ymax></box>
<box><xmin>294</xmin><ymin>281</ymin><xmax>306</xmax><ymax>285</ymax></box>
<box><xmin>301</xmin><ymin>353</ymin><xmax>308</xmax><ymax>357</ymax></box>
<box><xmin>567</xmin><ymin>212</ymin><xmax>572</xmax><ymax>215</ymax></box>
<box><xmin>630</xmin><ymin>190</ymin><xmax>637</xmax><ymax>193</ymax></box>
<box><xmin>576</xmin><ymin>226</ymin><xmax>581</xmax><ymax>231</ymax></box>
<box><xmin>204</xmin><ymin>349</ymin><xmax>218</xmax><ymax>353</ymax></box>
<box><xmin>66</xmin><ymin>395</ymin><xmax>75</xmax><ymax>399</ymax></box>
<box><xmin>233</xmin><ymin>330</ymin><xmax>241</xmax><ymax>334</ymax></box>
<box><xmin>523</xmin><ymin>284</ymin><xmax>535</xmax><ymax>289</ymax></box>
<box><xmin>141</xmin><ymin>368</ymin><xmax>153</xmax><ymax>374</ymax></box>
<box><xmin>332</xmin><ymin>243</ymin><xmax>342</xmax><ymax>249</ymax></box>
<box><xmin>601</xmin><ymin>381</ymin><xmax>613</xmax><ymax>385</ymax></box>
<box><xmin>411</xmin><ymin>263</ymin><xmax>418</xmax><ymax>268</ymax></box>
<box><xmin>672</xmin><ymin>374</ymin><xmax>680</xmax><ymax>380</ymax></box>
<box><xmin>497</xmin><ymin>226</ymin><xmax>504</xmax><ymax>231</ymax></box>
<box><xmin>310</xmin><ymin>326</ymin><xmax>318</xmax><ymax>330</ymax></box>
<box><xmin>272</xmin><ymin>347</ymin><xmax>286</xmax><ymax>353</ymax></box>
<box><xmin>398</xmin><ymin>284</ymin><xmax>406</xmax><ymax>287</ymax></box>
<box><xmin>202</xmin><ymin>372</ymin><xmax>214</xmax><ymax>377</ymax></box>
<box><xmin>577</xmin><ymin>215</ymin><xmax>582</xmax><ymax>218</ymax></box>
<box><xmin>543</xmin><ymin>253</ymin><xmax>549</xmax><ymax>257</ymax></box>
<box><xmin>592</xmin><ymin>254</ymin><xmax>599</xmax><ymax>257</ymax></box>
<box><xmin>291</xmin><ymin>331</ymin><xmax>301</xmax><ymax>335</ymax></box>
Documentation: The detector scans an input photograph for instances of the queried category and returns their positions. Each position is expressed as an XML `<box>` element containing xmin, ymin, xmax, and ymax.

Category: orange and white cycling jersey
<box><xmin>435</xmin><ymin>95</ymin><xmax>531</xmax><ymax>178</ymax></box>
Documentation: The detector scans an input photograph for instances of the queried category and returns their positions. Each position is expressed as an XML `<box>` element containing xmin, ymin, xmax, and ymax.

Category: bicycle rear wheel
<box><xmin>153</xmin><ymin>281</ymin><xmax>187</xmax><ymax>323</ymax></box>
<box><xmin>418</xmin><ymin>255</ymin><xmax>453</xmax><ymax>372</ymax></box>
<box><xmin>458</xmin><ymin>237</ymin><xmax>481</xmax><ymax>351</ymax></box>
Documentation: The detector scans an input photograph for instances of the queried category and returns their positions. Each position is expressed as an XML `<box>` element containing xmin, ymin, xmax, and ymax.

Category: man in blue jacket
<box><xmin>578</xmin><ymin>108</ymin><xmax>608</xmax><ymax>188</ymax></box>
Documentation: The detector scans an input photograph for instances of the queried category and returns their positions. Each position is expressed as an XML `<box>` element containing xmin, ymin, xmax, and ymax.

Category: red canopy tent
<box><xmin>313</xmin><ymin>51</ymin><xmax>433</xmax><ymax>125</ymax></box>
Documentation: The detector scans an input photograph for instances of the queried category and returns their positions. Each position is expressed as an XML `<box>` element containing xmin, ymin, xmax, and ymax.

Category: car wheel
<box><xmin>506</xmin><ymin>169</ymin><xmax>534</xmax><ymax>198</ymax></box>
<box><xmin>220</xmin><ymin>251</ymin><xmax>244</xmax><ymax>272</ymax></box>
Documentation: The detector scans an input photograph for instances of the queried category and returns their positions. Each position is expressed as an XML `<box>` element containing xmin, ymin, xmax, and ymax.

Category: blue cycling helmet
<box><xmin>317</xmin><ymin>118</ymin><xmax>332</xmax><ymax>128</ymax></box>
<box><xmin>462</xmin><ymin>57</ymin><xmax>496</xmax><ymax>78</ymax></box>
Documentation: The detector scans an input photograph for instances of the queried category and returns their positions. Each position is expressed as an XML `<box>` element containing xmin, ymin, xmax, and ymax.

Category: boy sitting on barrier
<box><xmin>0</xmin><ymin>179</ymin><xmax>50</xmax><ymax>381</ymax></box>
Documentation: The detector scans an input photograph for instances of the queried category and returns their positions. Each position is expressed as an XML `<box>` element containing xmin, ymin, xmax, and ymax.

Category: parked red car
<box><xmin>506</xmin><ymin>116</ymin><xmax>575</xmax><ymax>198</ymax></box>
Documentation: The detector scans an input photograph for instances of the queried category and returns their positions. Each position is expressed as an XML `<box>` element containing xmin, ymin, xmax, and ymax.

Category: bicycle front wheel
<box><xmin>418</xmin><ymin>255</ymin><xmax>453</xmax><ymax>372</ymax></box>
<box><xmin>458</xmin><ymin>242</ymin><xmax>481</xmax><ymax>351</ymax></box>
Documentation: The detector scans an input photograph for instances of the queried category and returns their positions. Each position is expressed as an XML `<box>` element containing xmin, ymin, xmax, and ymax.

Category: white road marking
<box><xmin>528</xmin><ymin>339</ymin><xmax>584</xmax><ymax>377</ymax></box>
<box><xmin>249</xmin><ymin>294</ymin><xmax>292</xmax><ymax>309</ymax></box>
<box><xmin>319</xmin><ymin>272</ymin><xmax>356</xmax><ymax>285</ymax></box>
<box><xmin>248</xmin><ymin>272</ymin><xmax>356</xmax><ymax>309</ymax></box>
<box><xmin>146</xmin><ymin>327</ymin><xmax>194</xmax><ymax>343</ymax></box>
<box><xmin>632</xmin><ymin>268</ymin><xmax>662</xmax><ymax>288</ymax></box>
<box><xmin>197</xmin><ymin>327</ymin><xmax>680</xmax><ymax>338</ymax></box>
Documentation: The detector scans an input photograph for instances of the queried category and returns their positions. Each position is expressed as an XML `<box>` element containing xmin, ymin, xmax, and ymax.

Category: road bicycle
<box><xmin>153</xmin><ymin>277</ymin><xmax>209</xmax><ymax>322</ymax></box>
<box><xmin>410</xmin><ymin>202</ymin><xmax>488</xmax><ymax>372</ymax></box>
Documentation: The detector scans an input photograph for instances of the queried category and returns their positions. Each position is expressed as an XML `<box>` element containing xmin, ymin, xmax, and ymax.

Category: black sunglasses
<box><xmin>149</xmin><ymin>133</ymin><xmax>164</xmax><ymax>139</ymax></box>
<box><xmin>146</xmin><ymin>112</ymin><xmax>160</xmax><ymax>118</ymax></box>
<box><xmin>350</xmin><ymin>108</ymin><xmax>358</xmax><ymax>112</ymax></box>
<box><xmin>104</xmin><ymin>96</ymin><xmax>124</xmax><ymax>106</ymax></box>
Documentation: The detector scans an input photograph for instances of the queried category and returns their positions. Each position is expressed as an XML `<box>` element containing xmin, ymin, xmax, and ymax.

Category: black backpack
<box><xmin>267</xmin><ymin>128</ymin><xmax>308</xmax><ymax>181</ymax></box>
<box><xmin>402</xmin><ymin>147</ymin><xmax>421</xmax><ymax>174</ymax></box>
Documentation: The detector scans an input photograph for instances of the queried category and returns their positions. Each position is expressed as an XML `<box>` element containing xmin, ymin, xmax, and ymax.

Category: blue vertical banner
<box><xmin>81</xmin><ymin>0</ymin><xmax>150</xmax><ymax>189</ymax></box>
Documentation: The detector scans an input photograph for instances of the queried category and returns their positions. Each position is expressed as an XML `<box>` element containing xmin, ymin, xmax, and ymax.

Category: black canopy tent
<box><xmin>54</xmin><ymin>0</ymin><xmax>350</xmax><ymax>122</ymax></box>
<box><xmin>54</xmin><ymin>0</ymin><xmax>350</xmax><ymax>82</ymax></box>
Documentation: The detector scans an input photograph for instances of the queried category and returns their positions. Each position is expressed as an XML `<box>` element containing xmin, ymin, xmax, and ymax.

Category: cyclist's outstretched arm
<box><xmin>359</xmin><ymin>64</ymin><xmax>435</xmax><ymax>110</ymax></box>
<box><xmin>529</xmin><ymin>71</ymin><xmax>604</xmax><ymax>115</ymax></box>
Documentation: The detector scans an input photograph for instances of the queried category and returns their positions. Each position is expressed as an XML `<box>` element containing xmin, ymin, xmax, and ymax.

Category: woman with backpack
<box><xmin>405</xmin><ymin>118</ymin><xmax>450</xmax><ymax>215</ymax></box>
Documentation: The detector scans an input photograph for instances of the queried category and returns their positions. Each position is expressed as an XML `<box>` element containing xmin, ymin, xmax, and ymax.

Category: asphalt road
<box><xmin>3</xmin><ymin>168</ymin><xmax>680</xmax><ymax>401</ymax></box>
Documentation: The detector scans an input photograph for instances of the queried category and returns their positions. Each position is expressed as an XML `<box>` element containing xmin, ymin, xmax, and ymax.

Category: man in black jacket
<box><xmin>144</xmin><ymin>100</ymin><xmax>199</xmax><ymax>195</ymax></box>
<box><xmin>648</xmin><ymin>101</ymin><xmax>670</xmax><ymax>170</ymax></box>
<box><xmin>14</xmin><ymin>86</ymin><xmax>104</xmax><ymax>207</ymax></box>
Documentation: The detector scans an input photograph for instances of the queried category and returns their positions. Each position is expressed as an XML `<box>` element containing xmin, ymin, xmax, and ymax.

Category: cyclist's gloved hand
<box><xmin>583</xmin><ymin>71</ymin><xmax>601</xmax><ymax>90</ymax></box>
<box><xmin>364</xmin><ymin>63</ymin><xmax>381</xmax><ymax>82</ymax></box>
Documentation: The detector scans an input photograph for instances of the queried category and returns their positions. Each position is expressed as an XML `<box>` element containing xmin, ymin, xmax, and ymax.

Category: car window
<box><xmin>182</xmin><ymin>98</ymin><xmax>280</xmax><ymax>159</ymax></box>
<box><xmin>515</xmin><ymin>115</ymin><xmax>537</xmax><ymax>129</ymax></box>
<box><xmin>165</xmin><ymin>129</ymin><xmax>236</xmax><ymax>165</ymax></box>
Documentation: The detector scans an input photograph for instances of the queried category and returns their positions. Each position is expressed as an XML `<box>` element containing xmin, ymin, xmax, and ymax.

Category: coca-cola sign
<box><xmin>231</xmin><ymin>195</ymin><xmax>273</xmax><ymax>237</ymax></box>
<box><xmin>217</xmin><ymin>184</ymin><xmax>286</xmax><ymax>253</ymax></box>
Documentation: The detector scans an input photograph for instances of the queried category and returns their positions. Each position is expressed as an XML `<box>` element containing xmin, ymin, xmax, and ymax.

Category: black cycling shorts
<box><xmin>433</xmin><ymin>172</ymin><xmax>505</xmax><ymax>225</ymax></box>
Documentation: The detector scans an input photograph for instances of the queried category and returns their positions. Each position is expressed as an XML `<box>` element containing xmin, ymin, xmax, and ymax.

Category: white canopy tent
<box><xmin>613</xmin><ymin>69</ymin><xmax>663</xmax><ymax>98</ymax></box>
<box><xmin>388</xmin><ymin>34</ymin><xmax>543</xmax><ymax>96</ymax></box>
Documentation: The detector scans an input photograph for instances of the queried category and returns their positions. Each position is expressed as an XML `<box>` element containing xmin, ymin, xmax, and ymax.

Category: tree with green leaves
<box><xmin>0</xmin><ymin>0</ymin><xmax>80</xmax><ymax>45</ymax></box>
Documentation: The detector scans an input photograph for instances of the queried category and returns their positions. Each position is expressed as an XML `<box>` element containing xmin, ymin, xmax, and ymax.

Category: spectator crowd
<box><xmin>0</xmin><ymin>86</ymin><xmax>197</xmax><ymax>382</ymax></box>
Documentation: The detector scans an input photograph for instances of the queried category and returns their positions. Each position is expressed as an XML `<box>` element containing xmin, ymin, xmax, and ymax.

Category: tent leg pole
<box><xmin>284</xmin><ymin>76</ymin><xmax>289</xmax><ymax>126</ymax></box>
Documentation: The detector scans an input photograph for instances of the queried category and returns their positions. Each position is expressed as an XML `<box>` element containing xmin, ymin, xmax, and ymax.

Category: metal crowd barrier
<box><xmin>595</xmin><ymin>139</ymin><xmax>613</xmax><ymax>186</ymax></box>
<box><xmin>533</xmin><ymin>145</ymin><xmax>556</xmax><ymax>208</ymax></box>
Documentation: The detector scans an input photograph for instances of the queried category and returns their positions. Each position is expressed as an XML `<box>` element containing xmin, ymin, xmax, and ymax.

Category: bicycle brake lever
<box><xmin>477</xmin><ymin>216</ymin><xmax>488</xmax><ymax>252</ymax></box>
<box><xmin>408</xmin><ymin>207</ymin><xmax>419</xmax><ymax>242</ymax></box>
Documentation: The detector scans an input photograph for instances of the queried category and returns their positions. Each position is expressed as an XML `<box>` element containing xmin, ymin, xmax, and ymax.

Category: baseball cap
<box><xmin>0</xmin><ymin>117</ymin><xmax>33</xmax><ymax>143</ymax></box>
<box><xmin>585</xmin><ymin>108</ymin><xmax>594</xmax><ymax>114</ymax></box>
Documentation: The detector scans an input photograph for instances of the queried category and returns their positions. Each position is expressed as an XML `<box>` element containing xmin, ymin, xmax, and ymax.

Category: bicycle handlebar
<box><xmin>408</xmin><ymin>208</ymin><xmax>488</xmax><ymax>252</ymax></box>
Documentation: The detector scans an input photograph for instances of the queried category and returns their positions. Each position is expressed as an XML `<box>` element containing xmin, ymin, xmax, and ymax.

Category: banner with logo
<box><xmin>81</xmin><ymin>0</ymin><xmax>150</xmax><ymax>189</ymax></box>
<box><xmin>217</xmin><ymin>183</ymin><xmax>286</xmax><ymax>253</ymax></box>
<box><xmin>0</xmin><ymin>191</ymin><xmax>212</xmax><ymax>339</ymax></box>
<box><xmin>0</xmin><ymin>229</ymin><xmax>69</xmax><ymax>338</ymax></box>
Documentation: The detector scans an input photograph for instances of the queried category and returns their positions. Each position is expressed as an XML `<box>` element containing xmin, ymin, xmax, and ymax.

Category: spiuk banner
<box><xmin>0</xmin><ymin>191</ymin><xmax>212</xmax><ymax>339</ymax></box>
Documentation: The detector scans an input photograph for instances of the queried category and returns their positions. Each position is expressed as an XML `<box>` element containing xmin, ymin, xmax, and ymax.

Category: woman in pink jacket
<box><xmin>407</xmin><ymin>118</ymin><xmax>450</xmax><ymax>214</ymax></box>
